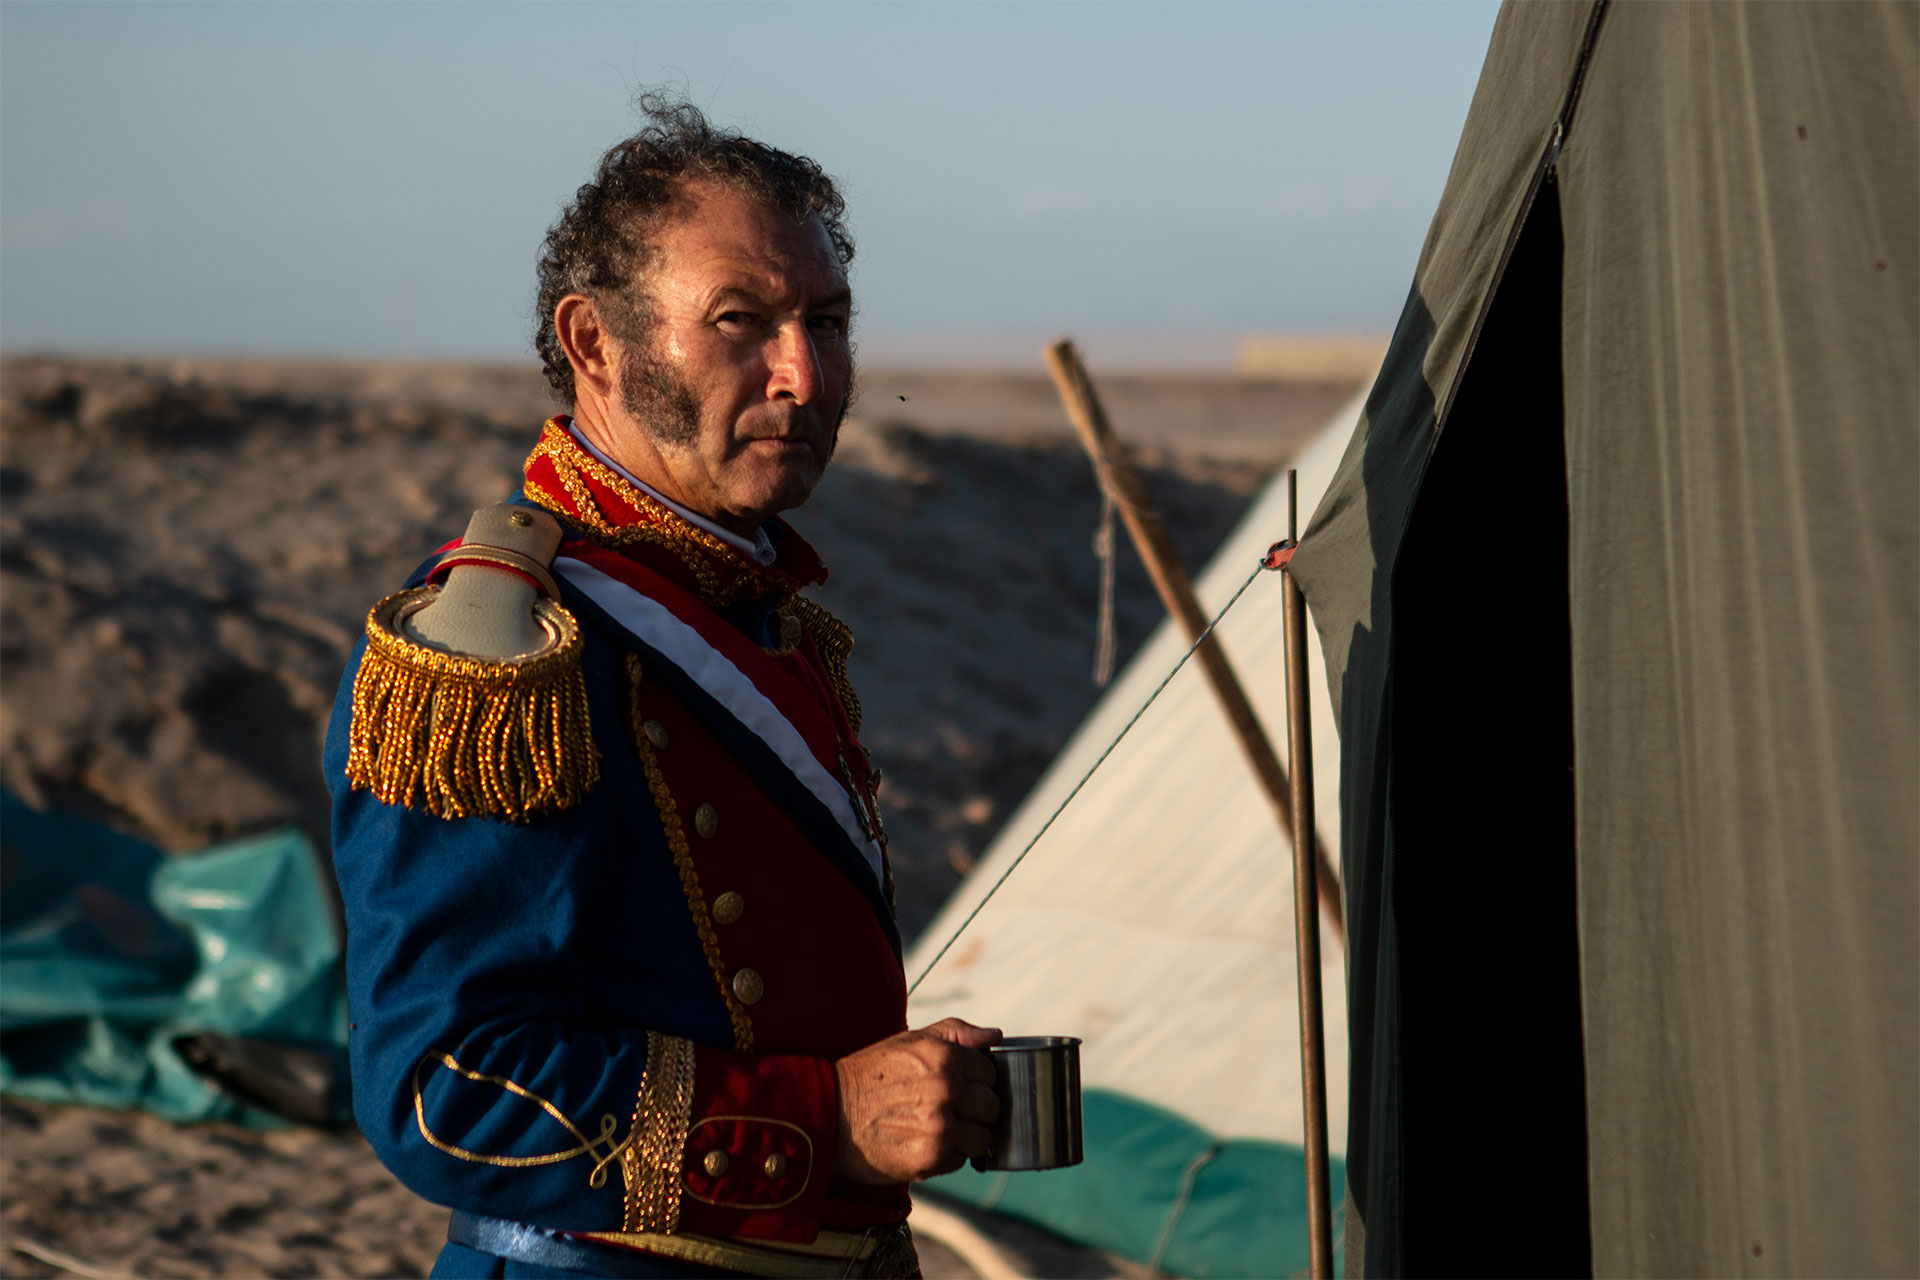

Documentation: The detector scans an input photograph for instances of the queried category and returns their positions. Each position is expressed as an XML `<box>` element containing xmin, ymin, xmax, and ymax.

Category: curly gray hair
<box><xmin>532</xmin><ymin>90</ymin><xmax>855</xmax><ymax>403</ymax></box>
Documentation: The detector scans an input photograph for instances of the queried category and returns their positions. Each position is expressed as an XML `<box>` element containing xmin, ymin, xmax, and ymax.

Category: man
<box><xmin>325</xmin><ymin>95</ymin><xmax>1000</xmax><ymax>1279</ymax></box>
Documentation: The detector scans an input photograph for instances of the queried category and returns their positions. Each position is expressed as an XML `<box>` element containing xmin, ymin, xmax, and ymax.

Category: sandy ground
<box><xmin>0</xmin><ymin>354</ymin><xmax>1344</xmax><ymax>1279</ymax></box>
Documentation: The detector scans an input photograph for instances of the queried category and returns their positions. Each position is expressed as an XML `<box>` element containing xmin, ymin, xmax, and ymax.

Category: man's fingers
<box><xmin>954</xmin><ymin>1081</ymin><xmax>1001</xmax><ymax>1125</ymax></box>
<box><xmin>951</xmin><ymin>1119</ymin><xmax>992</xmax><ymax>1161</ymax></box>
<box><xmin>923</xmin><ymin>1018</ymin><xmax>1002</xmax><ymax>1097</ymax></box>
<box><xmin>955</xmin><ymin>1048</ymin><xmax>996</xmax><ymax>1086</ymax></box>
<box><xmin>922</xmin><ymin>1017</ymin><xmax>1003</xmax><ymax>1050</ymax></box>
<box><xmin>838</xmin><ymin>1024</ymin><xmax>1012</xmax><ymax>1183</ymax></box>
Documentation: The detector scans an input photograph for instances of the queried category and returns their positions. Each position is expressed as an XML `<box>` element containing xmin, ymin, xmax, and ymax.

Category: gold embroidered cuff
<box><xmin>622</xmin><ymin>1031</ymin><xmax>697</xmax><ymax>1233</ymax></box>
<box><xmin>346</xmin><ymin>588</ymin><xmax>599</xmax><ymax>821</ymax></box>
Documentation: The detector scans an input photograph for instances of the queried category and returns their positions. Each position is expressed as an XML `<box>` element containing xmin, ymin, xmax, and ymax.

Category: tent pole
<box><xmin>1043</xmin><ymin>338</ymin><xmax>1344</xmax><ymax>938</ymax></box>
<box><xmin>1282</xmin><ymin>468</ymin><xmax>1336</xmax><ymax>1278</ymax></box>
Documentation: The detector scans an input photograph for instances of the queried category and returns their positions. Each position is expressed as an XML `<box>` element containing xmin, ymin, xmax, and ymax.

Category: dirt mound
<box><xmin>0</xmin><ymin>354</ymin><xmax>1270</xmax><ymax>936</ymax></box>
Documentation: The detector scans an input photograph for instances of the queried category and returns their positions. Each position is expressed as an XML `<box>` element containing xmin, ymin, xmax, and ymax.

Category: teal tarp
<box><xmin>928</xmin><ymin>1089</ymin><xmax>1346</xmax><ymax>1280</ymax></box>
<box><xmin>0</xmin><ymin>792</ymin><xmax>348</xmax><ymax>1125</ymax></box>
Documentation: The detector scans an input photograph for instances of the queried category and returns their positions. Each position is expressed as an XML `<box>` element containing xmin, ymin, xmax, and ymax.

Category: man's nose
<box><xmin>767</xmin><ymin>322</ymin><xmax>825</xmax><ymax>404</ymax></box>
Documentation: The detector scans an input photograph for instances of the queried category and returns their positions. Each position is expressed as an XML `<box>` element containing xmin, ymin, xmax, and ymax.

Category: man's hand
<box><xmin>834</xmin><ymin>1018</ymin><xmax>1002</xmax><ymax>1183</ymax></box>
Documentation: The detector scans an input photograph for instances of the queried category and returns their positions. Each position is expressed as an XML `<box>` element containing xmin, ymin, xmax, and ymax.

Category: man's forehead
<box><xmin>653</xmin><ymin>180</ymin><xmax>846</xmax><ymax>294</ymax></box>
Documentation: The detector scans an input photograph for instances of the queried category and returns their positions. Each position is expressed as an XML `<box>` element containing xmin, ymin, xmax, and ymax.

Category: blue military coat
<box><xmin>326</xmin><ymin>421</ymin><xmax>908</xmax><ymax>1274</ymax></box>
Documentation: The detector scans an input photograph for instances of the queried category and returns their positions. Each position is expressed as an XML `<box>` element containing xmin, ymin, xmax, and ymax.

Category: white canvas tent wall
<box><xmin>906</xmin><ymin>386</ymin><xmax>1367</xmax><ymax>1279</ymax></box>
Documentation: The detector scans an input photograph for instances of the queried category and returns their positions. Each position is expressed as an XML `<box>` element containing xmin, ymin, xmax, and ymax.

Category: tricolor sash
<box><xmin>552</xmin><ymin>542</ymin><xmax>899</xmax><ymax>957</ymax></box>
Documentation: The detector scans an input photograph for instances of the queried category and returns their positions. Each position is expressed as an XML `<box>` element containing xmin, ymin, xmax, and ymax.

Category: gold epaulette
<box><xmin>345</xmin><ymin>588</ymin><xmax>600</xmax><ymax>821</ymax></box>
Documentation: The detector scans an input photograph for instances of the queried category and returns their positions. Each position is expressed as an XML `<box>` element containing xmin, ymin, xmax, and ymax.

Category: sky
<box><xmin>0</xmin><ymin>1</ymin><xmax>1500</xmax><ymax>366</ymax></box>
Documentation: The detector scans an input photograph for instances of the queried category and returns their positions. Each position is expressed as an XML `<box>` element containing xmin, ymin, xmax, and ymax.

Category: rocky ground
<box><xmin>0</xmin><ymin>354</ymin><xmax>1343</xmax><ymax>1279</ymax></box>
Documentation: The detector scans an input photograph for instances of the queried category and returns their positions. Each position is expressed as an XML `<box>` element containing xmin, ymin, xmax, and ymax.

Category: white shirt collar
<box><xmin>567</xmin><ymin>422</ymin><xmax>777</xmax><ymax>566</ymax></box>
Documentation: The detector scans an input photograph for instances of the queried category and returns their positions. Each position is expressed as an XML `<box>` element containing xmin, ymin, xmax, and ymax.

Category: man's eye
<box><xmin>808</xmin><ymin>315</ymin><xmax>850</xmax><ymax>336</ymax></box>
<box><xmin>716</xmin><ymin>311</ymin><xmax>760</xmax><ymax>330</ymax></box>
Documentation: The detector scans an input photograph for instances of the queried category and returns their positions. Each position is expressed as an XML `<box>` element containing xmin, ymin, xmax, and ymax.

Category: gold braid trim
<box><xmin>530</xmin><ymin>427</ymin><xmax>617</xmax><ymax>529</ymax></box>
<box><xmin>622</xmin><ymin>1031</ymin><xmax>696</xmax><ymax>1233</ymax></box>
<box><xmin>787</xmin><ymin>595</ymin><xmax>861</xmax><ymax>736</ymax></box>
<box><xmin>518</xmin><ymin>478</ymin><xmax>571</xmax><ymax>528</ymax></box>
<box><xmin>346</xmin><ymin>588</ymin><xmax>599</xmax><ymax>821</ymax></box>
<box><xmin>410</xmin><ymin>1051</ymin><xmax>636</xmax><ymax>1188</ymax></box>
<box><xmin>628</xmin><ymin>655</ymin><xmax>754</xmax><ymax>1050</ymax></box>
<box><xmin>524</xmin><ymin>421</ymin><xmax>792</xmax><ymax>609</ymax></box>
<box><xmin>788</xmin><ymin>600</ymin><xmax>894</xmax><ymax>911</ymax></box>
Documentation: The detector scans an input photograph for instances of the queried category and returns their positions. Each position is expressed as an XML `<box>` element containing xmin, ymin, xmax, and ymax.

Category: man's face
<box><xmin>604</xmin><ymin>180</ymin><xmax>854</xmax><ymax>535</ymax></box>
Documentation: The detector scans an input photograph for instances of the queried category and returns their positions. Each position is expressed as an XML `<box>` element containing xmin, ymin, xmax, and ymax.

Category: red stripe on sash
<box><xmin>558</xmin><ymin>542</ymin><xmax>849</xmax><ymax>787</ymax></box>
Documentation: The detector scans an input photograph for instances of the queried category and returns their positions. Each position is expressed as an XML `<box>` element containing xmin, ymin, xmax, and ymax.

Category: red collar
<box><xmin>521</xmin><ymin>416</ymin><xmax>829</xmax><ymax>608</ymax></box>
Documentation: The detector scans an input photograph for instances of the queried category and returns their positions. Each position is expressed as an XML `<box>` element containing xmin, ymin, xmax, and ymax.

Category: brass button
<box><xmin>711</xmin><ymin>891</ymin><xmax>744</xmax><ymax>926</ymax></box>
<box><xmin>694</xmin><ymin>803</ymin><xmax>719</xmax><ymax>839</ymax></box>
<box><xmin>642</xmin><ymin>719</ymin><xmax>670</xmax><ymax>750</ymax></box>
<box><xmin>763</xmin><ymin>1154</ymin><xmax>787</xmax><ymax>1179</ymax></box>
<box><xmin>780</xmin><ymin>612</ymin><xmax>803</xmax><ymax>646</ymax></box>
<box><xmin>731</xmin><ymin>968</ymin><xmax>764</xmax><ymax>1004</ymax></box>
<box><xmin>508</xmin><ymin>509</ymin><xmax>533</xmax><ymax>527</ymax></box>
<box><xmin>701</xmin><ymin>1150</ymin><xmax>729</xmax><ymax>1177</ymax></box>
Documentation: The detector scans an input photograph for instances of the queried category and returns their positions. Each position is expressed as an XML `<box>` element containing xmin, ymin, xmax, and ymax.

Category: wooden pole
<box><xmin>1283</xmin><ymin>469</ymin><xmax>1335</xmax><ymax>1278</ymax></box>
<box><xmin>1043</xmin><ymin>338</ymin><xmax>1344</xmax><ymax>936</ymax></box>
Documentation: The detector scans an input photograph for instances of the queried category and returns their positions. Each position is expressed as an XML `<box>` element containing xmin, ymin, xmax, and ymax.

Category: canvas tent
<box><xmin>906</xmin><ymin>388</ymin><xmax>1366</xmax><ymax>1279</ymax></box>
<box><xmin>1287</xmin><ymin>2</ymin><xmax>1918</xmax><ymax>1277</ymax></box>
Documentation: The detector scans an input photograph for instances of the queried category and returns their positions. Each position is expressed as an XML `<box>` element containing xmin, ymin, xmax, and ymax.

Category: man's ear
<box><xmin>553</xmin><ymin>295</ymin><xmax>618</xmax><ymax>402</ymax></box>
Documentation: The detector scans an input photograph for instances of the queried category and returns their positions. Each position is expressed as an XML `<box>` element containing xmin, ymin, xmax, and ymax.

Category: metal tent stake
<box><xmin>1282</xmin><ymin>469</ymin><xmax>1335</xmax><ymax>1278</ymax></box>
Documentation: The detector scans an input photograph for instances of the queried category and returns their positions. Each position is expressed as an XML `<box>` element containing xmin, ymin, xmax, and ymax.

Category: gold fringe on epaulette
<box><xmin>346</xmin><ymin>588</ymin><xmax>600</xmax><ymax>821</ymax></box>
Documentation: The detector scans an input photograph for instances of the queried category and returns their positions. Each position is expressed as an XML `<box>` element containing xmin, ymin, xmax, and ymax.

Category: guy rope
<box><xmin>907</xmin><ymin>339</ymin><xmax>1341</xmax><ymax>1276</ymax></box>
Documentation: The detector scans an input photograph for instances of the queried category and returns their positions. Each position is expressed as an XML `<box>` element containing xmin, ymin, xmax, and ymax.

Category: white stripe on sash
<box><xmin>555</xmin><ymin>557</ymin><xmax>885</xmax><ymax>888</ymax></box>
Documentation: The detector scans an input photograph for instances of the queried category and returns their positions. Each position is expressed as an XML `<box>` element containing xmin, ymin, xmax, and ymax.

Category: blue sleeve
<box><xmin>324</xmin><ymin>633</ymin><xmax>675</xmax><ymax>1230</ymax></box>
<box><xmin>326</xmin><ymin>618</ymin><xmax>851</xmax><ymax>1241</ymax></box>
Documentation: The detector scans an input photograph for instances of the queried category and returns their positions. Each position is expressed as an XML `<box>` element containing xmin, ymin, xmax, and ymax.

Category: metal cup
<box><xmin>971</xmin><ymin>1035</ymin><xmax>1083</xmax><ymax>1172</ymax></box>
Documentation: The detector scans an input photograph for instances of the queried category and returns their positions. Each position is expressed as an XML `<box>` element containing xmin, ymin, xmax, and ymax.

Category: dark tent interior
<box><xmin>1294</xmin><ymin>2</ymin><xmax>1917</xmax><ymax>1275</ymax></box>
